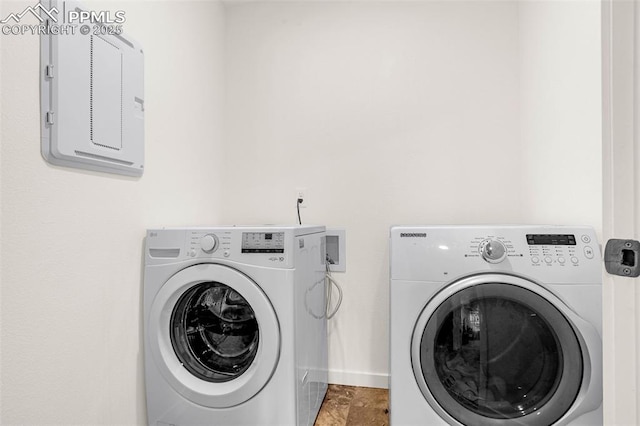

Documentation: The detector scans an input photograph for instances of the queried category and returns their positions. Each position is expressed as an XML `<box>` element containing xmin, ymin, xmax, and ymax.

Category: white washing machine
<box><xmin>144</xmin><ymin>226</ymin><xmax>328</xmax><ymax>426</ymax></box>
<box><xmin>390</xmin><ymin>226</ymin><xmax>602</xmax><ymax>426</ymax></box>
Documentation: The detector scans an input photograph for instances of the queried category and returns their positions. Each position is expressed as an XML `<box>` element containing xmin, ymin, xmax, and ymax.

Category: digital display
<box><xmin>242</xmin><ymin>232</ymin><xmax>285</xmax><ymax>253</ymax></box>
<box><xmin>526</xmin><ymin>234</ymin><xmax>576</xmax><ymax>245</ymax></box>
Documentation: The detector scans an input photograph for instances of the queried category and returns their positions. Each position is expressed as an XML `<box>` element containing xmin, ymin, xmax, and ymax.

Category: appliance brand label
<box><xmin>400</xmin><ymin>233</ymin><xmax>427</xmax><ymax>238</ymax></box>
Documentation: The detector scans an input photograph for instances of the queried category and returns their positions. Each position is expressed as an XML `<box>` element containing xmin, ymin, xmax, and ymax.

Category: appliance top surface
<box><xmin>390</xmin><ymin>225</ymin><xmax>601</xmax><ymax>284</ymax></box>
<box><xmin>150</xmin><ymin>224</ymin><xmax>325</xmax><ymax>236</ymax></box>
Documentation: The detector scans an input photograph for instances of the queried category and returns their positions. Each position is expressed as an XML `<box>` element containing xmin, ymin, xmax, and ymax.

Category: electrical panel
<box><xmin>40</xmin><ymin>0</ymin><xmax>145</xmax><ymax>176</ymax></box>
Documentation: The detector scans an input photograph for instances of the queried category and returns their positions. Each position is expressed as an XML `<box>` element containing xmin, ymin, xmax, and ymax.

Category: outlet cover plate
<box><xmin>326</xmin><ymin>228</ymin><xmax>346</xmax><ymax>272</ymax></box>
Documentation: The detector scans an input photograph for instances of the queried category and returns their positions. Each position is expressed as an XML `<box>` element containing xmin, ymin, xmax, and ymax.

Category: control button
<box><xmin>584</xmin><ymin>246</ymin><xmax>595</xmax><ymax>259</ymax></box>
<box><xmin>479</xmin><ymin>239</ymin><xmax>507</xmax><ymax>264</ymax></box>
<box><xmin>531</xmin><ymin>256</ymin><xmax>540</xmax><ymax>264</ymax></box>
<box><xmin>581</xmin><ymin>235</ymin><xmax>591</xmax><ymax>243</ymax></box>
<box><xmin>557</xmin><ymin>257</ymin><xmax>566</xmax><ymax>264</ymax></box>
<box><xmin>223</xmin><ymin>250</ymin><xmax>230</xmax><ymax>257</ymax></box>
<box><xmin>544</xmin><ymin>256</ymin><xmax>552</xmax><ymax>264</ymax></box>
<box><xmin>571</xmin><ymin>257</ymin><xmax>579</xmax><ymax>264</ymax></box>
<box><xmin>189</xmin><ymin>250</ymin><xmax>196</xmax><ymax>257</ymax></box>
<box><xmin>200</xmin><ymin>234</ymin><xmax>218</xmax><ymax>253</ymax></box>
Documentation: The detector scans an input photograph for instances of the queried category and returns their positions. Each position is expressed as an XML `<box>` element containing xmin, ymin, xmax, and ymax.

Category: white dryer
<box><xmin>144</xmin><ymin>226</ymin><xmax>328</xmax><ymax>426</ymax></box>
<box><xmin>390</xmin><ymin>226</ymin><xmax>602</xmax><ymax>426</ymax></box>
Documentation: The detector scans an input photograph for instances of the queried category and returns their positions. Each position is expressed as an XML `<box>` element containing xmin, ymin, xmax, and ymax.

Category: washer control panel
<box><xmin>462</xmin><ymin>231</ymin><xmax>597</xmax><ymax>268</ymax></box>
<box><xmin>185</xmin><ymin>230</ymin><xmax>291</xmax><ymax>266</ymax></box>
<box><xmin>145</xmin><ymin>227</ymin><xmax>323</xmax><ymax>269</ymax></box>
<box><xmin>526</xmin><ymin>233</ymin><xmax>591</xmax><ymax>267</ymax></box>
<box><xmin>241</xmin><ymin>232</ymin><xmax>285</xmax><ymax>253</ymax></box>
<box><xmin>188</xmin><ymin>230</ymin><xmax>232</xmax><ymax>258</ymax></box>
<box><xmin>391</xmin><ymin>226</ymin><xmax>601</xmax><ymax>282</ymax></box>
<box><xmin>466</xmin><ymin>236</ymin><xmax>520</xmax><ymax>260</ymax></box>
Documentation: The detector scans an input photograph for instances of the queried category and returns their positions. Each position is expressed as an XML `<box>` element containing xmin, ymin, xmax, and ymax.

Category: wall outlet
<box><xmin>296</xmin><ymin>187</ymin><xmax>308</xmax><ymax>208</ymax></box>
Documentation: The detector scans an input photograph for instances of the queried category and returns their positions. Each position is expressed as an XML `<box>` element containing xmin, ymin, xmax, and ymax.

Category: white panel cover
<box><xmin>40</xmin><ymin>0</ymin><xmax>144</xmax><ymax>176</ymax></box>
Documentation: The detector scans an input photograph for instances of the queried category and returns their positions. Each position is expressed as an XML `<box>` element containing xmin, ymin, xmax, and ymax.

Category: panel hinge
<box><xmin>45</xmin><ymin>111</ymin><xmax>55</xmax><ymax>125</ymax></box>
<box><xmin>45</xmin><ymin>64</ymin><xmax>54</xmax><ymax>79</ymax></box>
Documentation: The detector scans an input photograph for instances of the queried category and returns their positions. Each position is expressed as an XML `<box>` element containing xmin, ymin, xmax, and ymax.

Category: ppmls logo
<box><xmin>0</xmin><ymin>3</ymin><xmax>58</xmax><ymax>24</ymax></box>
<box><xmin>1</xmin><ymin>2</ymin><xmax>125</xmax><ymax>36</ymax></box>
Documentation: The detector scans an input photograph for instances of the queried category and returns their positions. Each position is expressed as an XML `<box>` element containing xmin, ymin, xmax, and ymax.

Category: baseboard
<box><xmin>328</xmin><ymin>369</ymin><xmax>389</xmax><ymax>389</ymax></box>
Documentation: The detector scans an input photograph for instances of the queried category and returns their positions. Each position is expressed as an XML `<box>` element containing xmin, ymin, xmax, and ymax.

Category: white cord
<box><xmin>325</xmin><ymin>261</ymin><xmax>343</xmax><ymax>319</ymax></box>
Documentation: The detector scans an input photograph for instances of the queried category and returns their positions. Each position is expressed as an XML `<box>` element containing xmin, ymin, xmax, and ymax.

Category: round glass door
<box><xmin>413</xmin><ymin>276</ymin><xmax>584</xmax><ymax>426</ymax></box>
<box><xmin>148</xmin><ymin>263</ymin><xmax>280</xmax><ymax>408</ymax></box>
<box><xmin>171</xmin><ymin>282</ymin><xmax>260</xmax><ymax>382</ymax></box>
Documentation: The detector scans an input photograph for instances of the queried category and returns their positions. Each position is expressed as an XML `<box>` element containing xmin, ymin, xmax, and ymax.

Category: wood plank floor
<box><xmin>314</xmin><ymin>385</ymin><xmax>389</xmax><ymax>426</ymax></box>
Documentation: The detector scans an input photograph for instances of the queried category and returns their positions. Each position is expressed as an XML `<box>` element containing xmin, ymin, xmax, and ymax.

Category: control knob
<box><xmin>479</xmin><ymin>239</ymin><xmax>507</xmax><ymax>264</ymax></box>
<box><xmin>200</xmin><ymin>234</ymin><xmax>218</xmax><ymax>253</ymax></box>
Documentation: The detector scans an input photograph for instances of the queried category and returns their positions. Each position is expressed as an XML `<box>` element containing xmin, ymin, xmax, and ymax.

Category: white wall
<box><xmin>519</xmin><ymin>0</ymin><xmax>602</xmax><ymax>229</ymax></box>
<box><xmin>0</xmin><ymin>1</ymin><xmax>226</xmax><ymax>423</ymax></box>
<box><xmin>223</xmin><ymin>1</ymin><xmax>523</xmax><ymax>387</ymax></box>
